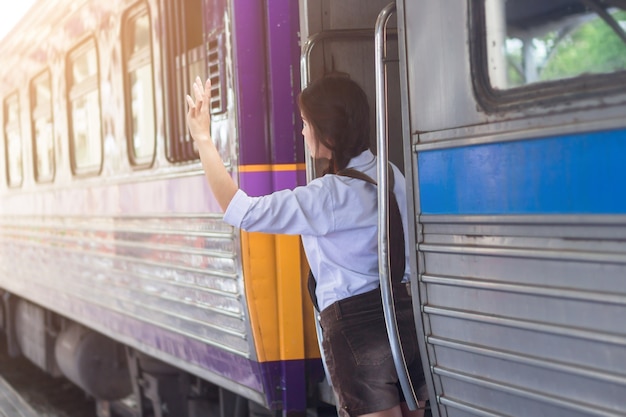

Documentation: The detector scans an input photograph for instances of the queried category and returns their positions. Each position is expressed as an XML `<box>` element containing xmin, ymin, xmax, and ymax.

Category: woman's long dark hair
<box><xmin>298</xmin><ymin>74</ymin><xmax>370</xmax><ymax>173</ymax></box>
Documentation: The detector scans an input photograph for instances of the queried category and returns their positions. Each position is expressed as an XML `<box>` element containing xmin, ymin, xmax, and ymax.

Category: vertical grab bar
<box><xmin>375</xmin><ymin>2</ymin><xmax>419</xmax><ymax>410</ymax></box>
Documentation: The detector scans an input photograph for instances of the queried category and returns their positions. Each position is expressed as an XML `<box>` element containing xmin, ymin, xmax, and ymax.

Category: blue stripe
<box><xmin>418</xmin><ymin>129</ymin><xmax>626</xmax><ymax>214</ymax></box>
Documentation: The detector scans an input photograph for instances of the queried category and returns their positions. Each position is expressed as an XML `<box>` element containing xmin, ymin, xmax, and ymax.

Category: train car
<box><xmin>398</xmin><ymin>0</ymin><xmax>626</xmax><ymax>416</ymax></box>
<box><xmin>2</xmin><ymin>0</ymin><xmax>626</xmax><ymax>417</ymax></box>
<box><xmin>0</xmin><ymin>0</ymin><xmax>320</xmax><ymax>416</ymax></box>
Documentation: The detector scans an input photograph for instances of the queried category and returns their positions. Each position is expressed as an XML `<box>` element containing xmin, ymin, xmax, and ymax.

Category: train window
<box><xmin>472</xmin><ymin>0</ymin><xmax>626</xmax><ymax>108</ymax></box>
<box><xmin>3</xmin><ymin>93</ymin><xmax>23</xmax><ymax>187</ymax></box>
<box><xmin>123</xmin><ymin>4</ymin><xmax>156</xmax><ymax>167</ymax></box>
<box><xmin>31</xmin><ymin>70</ymin><xmax>55</xmax><ymax>182</ymax></box>
<box><xmin>162</xmin><ymin>0</ymin><xmax>227</xmax><ymax>163</ymax></box>
<box><xmin>67</xmin><ymin>38</ymin><xmax>103</xmax><ymax>175</ymax></box>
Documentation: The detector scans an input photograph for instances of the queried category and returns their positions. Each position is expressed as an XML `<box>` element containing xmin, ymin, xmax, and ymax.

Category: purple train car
<box><xmin>0</xmin><ymin>0</ymin><xmax>324</xmax><ymax>415</ymax></box>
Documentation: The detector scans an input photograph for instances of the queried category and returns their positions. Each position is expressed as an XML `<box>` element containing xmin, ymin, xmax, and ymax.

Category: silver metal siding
<box><xmin>0</xmin><ymin>214</ymin><xmax>250</xmax><ymax>357</ymax></box>
<box><xmin>419</xmin><ymin>216</ymin><xmax>626</xmax><ymax>416</ymax></box>
<box><xmin>401</xmin><ymin>1</ymin><xmax>626</xmax><ymax>416</ymax></box>
<box><xmin>403</xmin><ymin>0</ymin><xmax>486</xmax><ymax>133</ymax></box>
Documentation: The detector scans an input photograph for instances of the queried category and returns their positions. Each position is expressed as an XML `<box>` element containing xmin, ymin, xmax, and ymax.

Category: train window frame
<box><xmin>161</xmin><ymin>0</ymin><xmax>202</xmax><ymax>163</ymax></box>
<box><xmin>66</xmin><ymin>37</ymin><xmax>104</xmax><ymax>177</ymax></box>
<box><xmin>160</xmin><ymin>0</ymin><xmax>228</xmax><ymax>163</ymax></box>
<box><xmin>3</xmin><ymin>92</ymin><xmax>24</xmax><ymax>188</ymax></box>
<box><xmin>469</xmin><ymin>0</ymin><xmax>626</xmax><ymax>113</ymax></box>
<box><xmin>122</xmin><ymin>2</ymin><xmax>157</xmax><ymax>169</ymax></box>
<box><xmin>30</xmin><ymin>69</ymin><xmax>56</xmax><ymax>183</ymax></box>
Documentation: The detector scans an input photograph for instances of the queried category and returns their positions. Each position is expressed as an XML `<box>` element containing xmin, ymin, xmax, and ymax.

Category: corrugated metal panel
<box><xmin>418</xmin><ymin>215</ymin><xmax>626</xmax><ymax>417</ymax></box>
<box><xmin>0</xmin><ymin>214</ymin><xmax>250</xmax><ymax>357</ymax></box>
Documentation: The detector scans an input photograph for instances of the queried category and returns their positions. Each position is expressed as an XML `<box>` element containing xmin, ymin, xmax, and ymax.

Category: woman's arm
<box><xmin>186</xmin><ymin>77</ymin><xmax>238</xmax><ymax>211</ymax></box>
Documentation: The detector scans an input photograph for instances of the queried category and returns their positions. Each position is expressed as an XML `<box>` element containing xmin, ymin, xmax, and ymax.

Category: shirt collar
<box><xmin>346</xmin><ymin>149</ymin><xmax>376</xmax><ymax>170</ymax></box>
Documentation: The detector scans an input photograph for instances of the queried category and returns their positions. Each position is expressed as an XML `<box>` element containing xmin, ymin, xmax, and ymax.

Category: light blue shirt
<box><xmin>224</xmin><ymin>149</ymin><xmax>410</xmax><ymax>312</ymax></box>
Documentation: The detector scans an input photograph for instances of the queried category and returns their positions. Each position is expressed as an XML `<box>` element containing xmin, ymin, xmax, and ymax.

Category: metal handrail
<box><xmin>375</xmin><ymin>2</ymin><xmax>419</xmax><ymax>410</ymax></box>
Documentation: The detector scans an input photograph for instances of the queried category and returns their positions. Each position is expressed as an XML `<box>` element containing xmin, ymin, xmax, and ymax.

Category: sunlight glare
<box><xmin>0</xmin><ymin>0</ymin><xmax>37</xmax><ymax>41</ymax></box>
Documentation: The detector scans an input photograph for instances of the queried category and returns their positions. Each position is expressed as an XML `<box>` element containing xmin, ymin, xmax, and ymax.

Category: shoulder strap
<box><xmin>336</xmin><ymin>167</ymin><xmax>377</xmax><ymax>185</ymax></box>
<box><xmin>307</xmin><ymin>164</ymin><xmax>407</xmax><ymax>312</ymax></box>
<box><xmin>336</xmin><ymin>165</ymin><xmax>405</xmax><ymax>285</ymax></box>
<box><xmin>336</xmin><ymin>165</ymin><xmax>395</xmax><ymax>190</ymax></box>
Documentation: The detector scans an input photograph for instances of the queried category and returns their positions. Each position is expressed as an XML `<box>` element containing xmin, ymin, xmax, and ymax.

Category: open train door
<box><xmin>299</xmin><ymin>0</ymin><xmax>430</xmax><ymax>412</ymax></box>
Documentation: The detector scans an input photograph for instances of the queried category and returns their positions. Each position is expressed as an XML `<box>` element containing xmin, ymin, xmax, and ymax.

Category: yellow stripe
<box><xmin>241</xmin><ymin>231</ymin><xmax>320</xmax><ymax>362</ymax></box>
<box><xmin>238</xmin><ymin>163</ymin><xmax>306</xmax><ymax>173</ymax></box>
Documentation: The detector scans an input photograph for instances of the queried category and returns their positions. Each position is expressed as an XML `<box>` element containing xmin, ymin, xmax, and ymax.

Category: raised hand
<box><xmin>186</xmin><ymin>76</ymin><xmax>212</xmax><ymax>143</ymax></box>
<box><xmin>184</xmin><ymin>76</ymin><xmax>237</xmax><ymax>210</ymax></box>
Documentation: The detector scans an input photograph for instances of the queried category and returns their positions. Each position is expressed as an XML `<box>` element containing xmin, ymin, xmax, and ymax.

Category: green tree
<box><xmin>540</xmin><ymin>11</ymin><xmax>626</xmax><ymax>80</ymax></box>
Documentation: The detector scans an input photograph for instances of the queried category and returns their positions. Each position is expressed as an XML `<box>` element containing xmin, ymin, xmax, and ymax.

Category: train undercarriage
<box><xmin>0</xmin><ymin>292</ymin><xmax>324</xmax><ymax>417</ymax></box>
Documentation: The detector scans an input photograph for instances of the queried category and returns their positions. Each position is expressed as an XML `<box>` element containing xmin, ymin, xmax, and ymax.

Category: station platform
<box><xmin>0</xmin><ymin>376</ymin><xmax>39</xmax><ymax>417</ymax></box>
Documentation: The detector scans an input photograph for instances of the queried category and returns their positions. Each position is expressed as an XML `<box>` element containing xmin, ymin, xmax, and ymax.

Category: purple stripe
<box><xmin>30</xmin><ymin>289</ymin><xmax>264</xmax><ymax>391</ymax></box>
<box><xmin>232</xmin><ymin>0</ymin><xmax>270</xmax><ymax>165</ymax></box>
<box><xmin>118</xmin><ymin>175</ymin><xmax>221</xmax><ymax>214</ymax></box>
<box><xmin>33</xmin><ymin>288</ymin><xmax>326</xmax><ymax>411</ymax></box>
<box><xmin>232</xmin><ymin>0</ymin><xmax>303</xmax><ymax>166</ymax></box>
<box><xmin>239</xmin><ymin>169</ymin><xmax>306</xmax><ymax>197</ymax></box>
<box><xmin>265</xmin><ymin>0</ymin><xmax>304</xmax><ymax>164</ymax></box>
<box><xmin>260</xmin><ymin>359</ymin><xmax>325</xmax><ymax>411</ymax></box>
<box><xmin>10</xmin><ymin>175</ymin><xmax>221</xmax><ymax>217</ymax></box>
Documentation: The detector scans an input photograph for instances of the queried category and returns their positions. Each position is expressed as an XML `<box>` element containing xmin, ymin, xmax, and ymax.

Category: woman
<box><xmin>186</xmin><ymin>74</ymin><xmax>427</xmax><ymax>417</ymax></box>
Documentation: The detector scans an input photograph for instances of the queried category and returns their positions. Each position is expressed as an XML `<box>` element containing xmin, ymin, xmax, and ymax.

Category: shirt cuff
<box><xmin>223</xmin><ymin>189</ymin><xmax>252</xmax><ymax>228</ymax></box>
